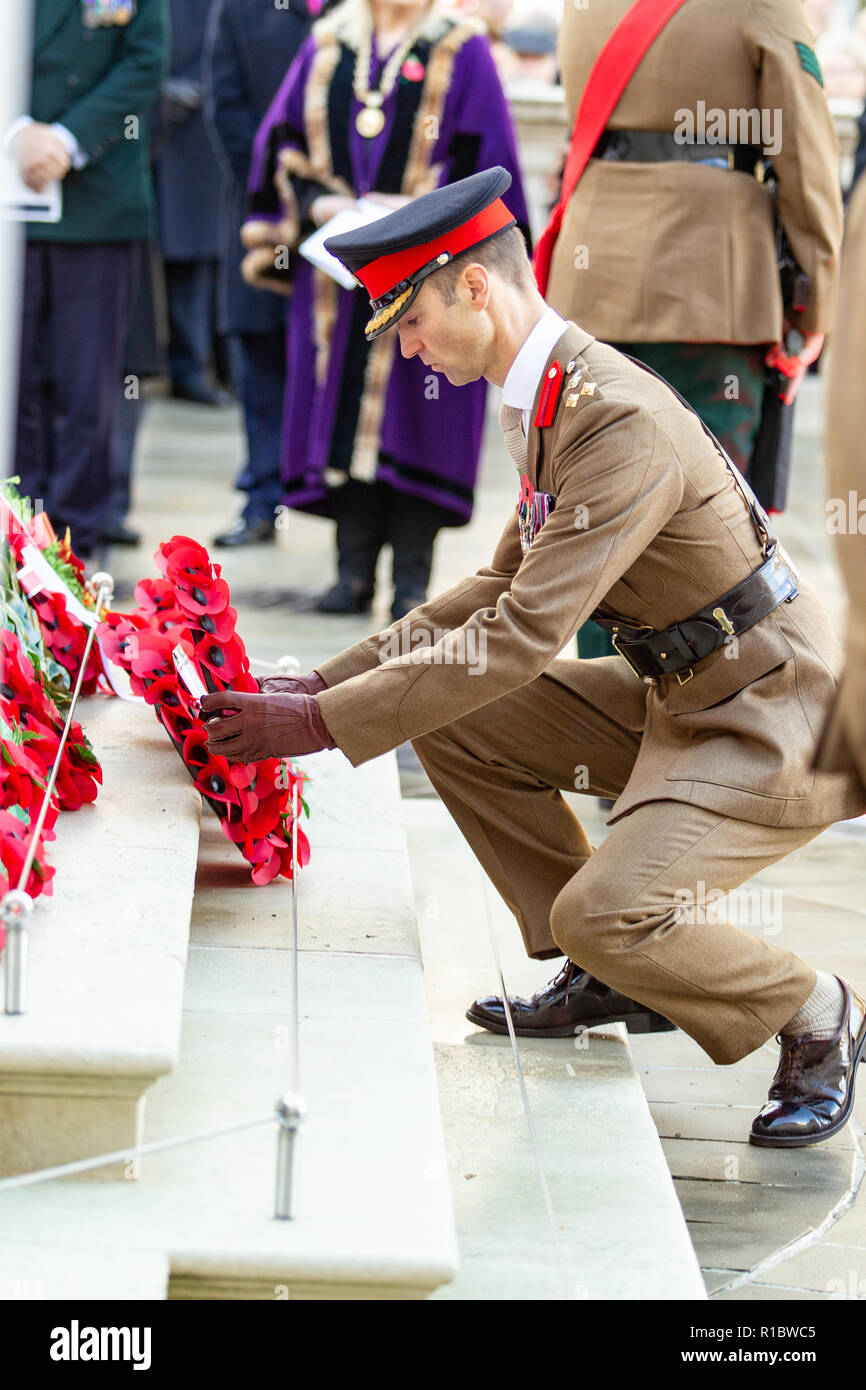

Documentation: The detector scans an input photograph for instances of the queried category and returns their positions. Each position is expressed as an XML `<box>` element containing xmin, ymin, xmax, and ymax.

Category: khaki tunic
<box><xmin>317</xmin><ymin>323</ymin><xmax>866</xmax><ymax>832</ymax></box>
<box><xmin>814</xmin><ymin>176</ymin><xmax>866</xmax><ymax>791</ymax></box>
<box><xmin>548</xmin><ymin>0</ymin><xmax>842</xmax><ymax>343</ymax></box>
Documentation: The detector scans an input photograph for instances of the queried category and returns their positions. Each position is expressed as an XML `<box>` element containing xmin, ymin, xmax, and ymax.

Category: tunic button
<box><xmin>67</xmin><ymin>74</ymin><xmax>80</xmax><ymax>88</ymax></box>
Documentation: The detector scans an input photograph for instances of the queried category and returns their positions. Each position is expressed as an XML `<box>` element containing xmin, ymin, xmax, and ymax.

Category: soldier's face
<box><xmin>395</xmin><ymin>274</ymin><xmax>493</xmax><ymax>386</ymax></box>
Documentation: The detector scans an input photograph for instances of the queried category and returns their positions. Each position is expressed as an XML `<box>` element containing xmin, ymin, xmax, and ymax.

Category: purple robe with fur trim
<box><xmin>246</xmin><ymin>16</ymin><xmax>529</xmax><ymax>525</ymax></box>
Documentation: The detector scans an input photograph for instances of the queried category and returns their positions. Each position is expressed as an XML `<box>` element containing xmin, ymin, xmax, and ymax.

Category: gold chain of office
<box><xmin>352</xmin><ymin>23</ymin><xmax>424</xmax><ymax>138</ymax></box>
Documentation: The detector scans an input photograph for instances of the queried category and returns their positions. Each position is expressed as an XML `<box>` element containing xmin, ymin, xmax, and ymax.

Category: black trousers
<box><xmin>15</xmin><ymin>240</ymin><xmax>138</xmax><ymax>553</ymax></box>
<box><xmin>164</xmin><ymin>257</ymin><xmax>218</xmax><ymax>387</ymax></box>
<box><xmin>332</xmin><ymin>477</ymin><xmax>452</xmax><ymax>604</ymax></box>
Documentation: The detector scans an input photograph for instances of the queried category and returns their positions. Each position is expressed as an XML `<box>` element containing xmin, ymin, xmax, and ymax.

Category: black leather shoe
<box><xmin>213</xmin><ymin>516</ymin><xmax>275</xmax><ymax>547</ymax></box>
<box><xmin>466</xmin><ymin>960</ymin><xmax>678</xmax><ymax>1038</ymax></box>
<box><xmin>99</xmin><ymin>521</ymin><xmax>141</xmax><ymax>546</ymax></box>
<box><xmin>316</xmin><ymin>581</ymin><xmax>373</xmax><ymax>615</ymax></box>
<box><xmin>171</xmin><ymin>377</ymin><xmax>233</xmax><ymax>407</ymax></box>
<box><xmin>750</xmin><ymin>977</ymin><xmax>866</xmax><ymax>1148</ymax></box>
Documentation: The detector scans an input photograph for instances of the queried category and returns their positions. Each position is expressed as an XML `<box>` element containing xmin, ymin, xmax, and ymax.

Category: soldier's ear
<box><xmin>462</xmin><ymin>263</ymin><xmax>490</xmax><ymax>310</ymax></box>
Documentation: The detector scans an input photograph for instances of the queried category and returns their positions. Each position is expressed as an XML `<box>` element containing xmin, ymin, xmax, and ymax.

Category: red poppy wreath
<box><xmin>98</xmin><ymin>537</ymin><xmax>310</xmax><ymax>886</ymax></box>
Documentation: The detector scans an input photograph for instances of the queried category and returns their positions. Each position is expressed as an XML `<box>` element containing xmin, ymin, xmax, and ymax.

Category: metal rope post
<box><xmin>274</xmin><ymin>1092</ymin><xmax>306</xmax><ymax>1220</ymax></box>
<box><xmin>1</xmin><ymin>889</ymin><xmax>33</xmax><ymax>1014</ymax></box>
<box><xmin>274</xmin><ymin>779</ymin><xmax>305</xmax><ymax>1218</ymax></box>
<box><xmin>1</xmin><ymin>571</ymin><xmax>113</xmax><ymax>1016</ymax></box>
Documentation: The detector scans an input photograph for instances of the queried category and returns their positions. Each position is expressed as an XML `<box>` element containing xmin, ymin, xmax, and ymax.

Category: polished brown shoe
<box><xmin>750</xmin><ymin>977</ymin><xmax>866</xmax><ymax>1148</ymax></box>
<box><xmin>466</xmin><ymin>960</ymin><xmax>677</xmax><ymax>1038</ymax></box>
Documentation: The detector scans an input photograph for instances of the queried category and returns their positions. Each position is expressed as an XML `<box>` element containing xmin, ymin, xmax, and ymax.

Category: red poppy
<box><xmin>125</xmin><ymin>629</ymin><xmax>175</xmax><ymax>681</ymax></box>
<box><xmin>401</xmin><ymin>57</ymin><xmax>425</xmax><ymax>81</ymax></box>
<box><xmin>0</xmin><ymin>807</ymin><xmax>55</xmax><ymax>901</ymax></box>
<box><xmin>133</xmin><ymin>578</ymin><xmax>186</xmax><ymax>631</ymax></box>
<box><xmin>143</xmin><ymin>673</ymin><xmax>195</xmax><ymax>714</ymax></box>
<box><xmin>520</xmin><ymin>473</ymin><xmax>534</xmax><ymax>508</ymax></box>
<box><xmin>189</xmin><ymin>604</ymin><xmax>238</xmax><ymax>642</ymax></box>
<box><xmin>155</xmin><ymin>535</ymin><xmax>210</xmax><ymax>579</ymax></box>
<box><xmin>190</xmin><ymin>630</ymin><xmax>248</xmax><ymax>682</ymax></box>
<box><xmin>97</xmin><ymin>611</ymin><xmax>149</xmax><ymax>667</ymax></box>
<box><xmin>0</xmin><ymin>629</ymin><xmax>43</xmax><ymax>706</ymax></box>
<box><xmin>232</xmin><ymin>669</ymin><xmax>259</xmax><ymax>694</ymax></box>
<box><xmin>173</xmin><ymin>570</ymin><xmax>231</xmax><ymax>619</ymax></box>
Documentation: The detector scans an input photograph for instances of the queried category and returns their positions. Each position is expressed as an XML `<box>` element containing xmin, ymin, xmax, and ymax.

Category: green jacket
<box><xmin>27</xmin><ymin>0</ymin><xmax>169</xmax><ymax>242</ymax></box>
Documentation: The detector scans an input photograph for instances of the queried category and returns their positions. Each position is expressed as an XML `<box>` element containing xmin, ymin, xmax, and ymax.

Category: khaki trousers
<box><xmin>412</xmin><ymin>660</ymin><xmax>827</xmax><ymax>1065</ymax></box>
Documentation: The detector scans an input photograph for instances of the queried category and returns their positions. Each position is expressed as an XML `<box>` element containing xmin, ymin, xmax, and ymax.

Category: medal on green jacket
<box><xmin>81</xmin><ymin>0</ymin><xmax>137</xmax><ymax>27</ymax></box>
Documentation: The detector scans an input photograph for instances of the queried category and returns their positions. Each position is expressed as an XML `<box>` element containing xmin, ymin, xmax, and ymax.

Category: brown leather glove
<box><xmin>256</xmin><ymin>670</ymin><xmax>327</xmax><ymax>696</ymax></box>
<box><xmin>201</xmin><ymin>689</ymin><xmax>335</xmax><ymax>763</ymax></box>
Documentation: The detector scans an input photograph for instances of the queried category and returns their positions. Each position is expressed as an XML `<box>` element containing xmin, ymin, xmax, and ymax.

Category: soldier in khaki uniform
<box><xmin>202</xmin><ymin>169</ymin><xmax>866</xmax><ymax>1148</ymax></box>
<box><xmin>814</xmin><ymin>176</ymin><xmax>866</xmax><ymax>793</ymax></box>
<box><xmin>550</xmin><ymin>0</ymin><xmax>840</xmax><ymax>476</ymax></box>
<box><xmin>550</xmin><ymin>0</ymin><xmax>841</xmax><ymax>659</ymax></box>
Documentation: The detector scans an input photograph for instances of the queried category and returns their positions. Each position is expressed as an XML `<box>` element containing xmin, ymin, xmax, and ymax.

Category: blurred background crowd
<box><xmin>5</xmin><ymin>0</ymin><xmax>866</xmax><ymax>623</ymax></box>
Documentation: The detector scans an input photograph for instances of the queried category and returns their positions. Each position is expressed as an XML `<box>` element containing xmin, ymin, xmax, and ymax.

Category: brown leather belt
<box><xmin>591</xmin><ymin>545</ymin><xmax>798</xmax><ymax>685</ymax></box>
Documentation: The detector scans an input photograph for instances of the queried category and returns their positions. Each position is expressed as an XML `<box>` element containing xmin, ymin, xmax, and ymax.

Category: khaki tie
<box><xmin>499</xmin><ymin>401</ymin><xmax>528</xmax><ymax>474</ymax></box>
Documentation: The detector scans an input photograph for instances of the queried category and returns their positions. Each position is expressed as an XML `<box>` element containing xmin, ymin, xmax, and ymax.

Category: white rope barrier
<box><xmin>0</xmin><ymin>1112</ymin><xmax>277</xmax><ymax>1192</ymax></box>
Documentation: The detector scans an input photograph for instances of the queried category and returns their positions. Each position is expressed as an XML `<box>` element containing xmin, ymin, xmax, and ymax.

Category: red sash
<box><xmin>533</xmin><ymin>0</ymin><xmax>692</xmax><ymax>295</ymax></box>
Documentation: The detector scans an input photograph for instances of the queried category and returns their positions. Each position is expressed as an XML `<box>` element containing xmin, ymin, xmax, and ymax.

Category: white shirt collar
<box><xmin>501</xmin><ymin>306</ymin><xmax>569</xmax><ymax>418</ymax></box>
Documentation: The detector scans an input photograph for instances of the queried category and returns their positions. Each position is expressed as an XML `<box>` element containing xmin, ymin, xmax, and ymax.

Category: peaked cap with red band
<box><xmin>324</xmin><ymin>167</ymin><xmax>516</xmax><ymax>340</ymax></box>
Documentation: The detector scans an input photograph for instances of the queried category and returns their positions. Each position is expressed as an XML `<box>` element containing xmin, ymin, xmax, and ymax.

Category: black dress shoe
<box><xmin>171</xmin><ymin>377</ymin><xmax>233</xmax><ymax>407</ymax></box>
<box><xmin>212</xmin><ymin>516</ymin><xmax>275</xmax><ymax>547</ymax></box>
<box><xmin>316</xmin><ymin>581</ymin><xmax>373</xmax><ymax>615</ymax></box>
<box><xmin>99</xmin><ymin>521</ymin><xmax>141</xmax><ymax>546</ymax></box>
<box><xmin>466</xmin><ymin>960</ymin><xmax>677</xmax><ymax>1038</ymax></box>
<box><xmin>750</xmin><ymin>977</ymin><xmax>866</xmax><ymax>1148</ymax></box>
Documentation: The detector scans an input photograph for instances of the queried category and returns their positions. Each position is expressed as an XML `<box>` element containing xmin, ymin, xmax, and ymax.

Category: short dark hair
<box><xmin>432</xmin><ymin>225</ymin><xmax>533</xmax><ymax>304</ymax></box>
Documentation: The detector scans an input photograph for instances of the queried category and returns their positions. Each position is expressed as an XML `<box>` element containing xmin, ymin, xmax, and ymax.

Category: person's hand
<box><xmin>162</xmin><ymin>77</ymin><xmax>203</xmax><ymax>123</ymax></box>
<box><xmin>13</xmin><ymin>124</ymin><xmax>71</xmax><ymax>192</ymax></box>
<box><xmin>311</xmin><ymin>195</ymin><xmax>358</xmax><ymax>226</ymax></box>
<box><xmin>256</xmin><ymin>670</ymin><xmax>327</xmax><ymax>696</ymax></box>
<box><xmin>765</xmin><ymin>329</ymin><xmax>825</xmax><ymax>405</ymax></box>
<box><xmin>200</xmin><ymin>689</ymin><xmax>335</xmax><ymax>762</ymax></box>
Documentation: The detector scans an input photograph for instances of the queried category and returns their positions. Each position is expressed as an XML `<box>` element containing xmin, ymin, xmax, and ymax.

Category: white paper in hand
<box><xmin>0</xmin><ymin>155</ymin><xmax>61</xmax><ymax>222</ymax></box>
<box><xmin>298</xmin><ymin>198</ymin><xmax>392</xmax><ymax>289</ymax></box>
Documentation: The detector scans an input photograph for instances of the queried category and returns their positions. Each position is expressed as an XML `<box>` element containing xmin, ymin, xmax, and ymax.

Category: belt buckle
<box><xmin>611</xmin><ymin>629</ymin><xmax>645</xmax><ymax>681</ymax></box>
<box><xmin>675</xmin><ymin>667</ymin><xmax>694</xmax><ymax>686</ymax></box>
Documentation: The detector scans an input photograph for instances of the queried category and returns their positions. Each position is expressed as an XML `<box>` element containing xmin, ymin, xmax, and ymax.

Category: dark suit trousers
<box><xmin>15</xmin><ymin>241</ymin><xmax>137</xmax><ymax>552</ymax></box>
<box><xmin>234</xmin><ymin>328</ymin><xmax>286</xmax><ymax>524</ymax></box>
<box><xmin>164</xmin><ymin>258</ymin><xmax>218</xmax><ymax>387</ymax></box>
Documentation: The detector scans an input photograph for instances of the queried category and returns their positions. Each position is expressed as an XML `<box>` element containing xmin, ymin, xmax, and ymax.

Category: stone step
<box><xmin>0</xmin><ymin>750</ymin><xmax>458</xmax><ymax>1300</ymax></box>
<box><xmin>0</xmin><ymin>696</ymin><xmax>201</xmax><ymax>1179</ymax></box>
<box><xmin>0</xmin><ymin>1242</ymin><xmax>169</xmax><ymax>1301</ymax></box>
<box><xmin>401</xmin><ymin>796</ymin><xmax>707</xmax><ymax>1301</ymax></box>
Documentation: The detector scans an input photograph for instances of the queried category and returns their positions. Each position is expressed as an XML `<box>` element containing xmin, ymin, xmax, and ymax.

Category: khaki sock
<box><xmin>781</xmin><ymin>972</ymin><xmax>845</xmax><ymax>1040</ymax></box>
